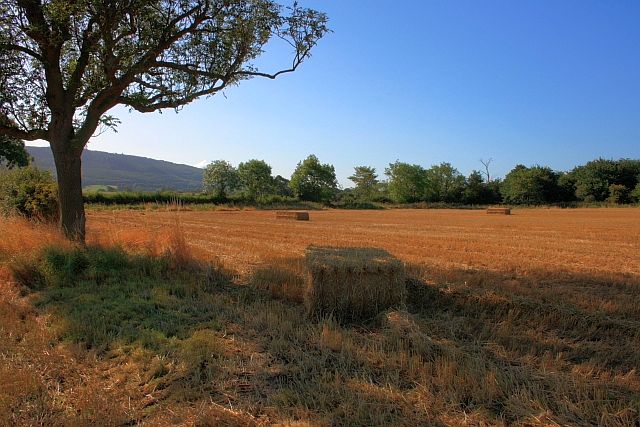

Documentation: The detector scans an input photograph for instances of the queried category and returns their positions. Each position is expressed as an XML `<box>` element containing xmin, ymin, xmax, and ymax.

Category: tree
<box><xmin>607</xmin><ymin>184</ymin><xmax>630</xmax><ymax>204</ymax></box>
<box><xmin>272</xmin><ymin>174</ymin><xmax>293</xmax><ymax>197</ymax></box>
<box><xmin>480</xmin><ymin>157</ymin><xmax>493</xmax><ymax>182</ymax></box>
<box><xmin>500</xmin><ymin>165</ymin><xmax>560</xmax><ymax>205</ymax></box>
<box><xmin>572</xmin><ymin>159</ymin><xmax>619</xmax><ymax>202</ymax></box>
<box><xmin>463</xmin><ymin>170</ymin><xmax>492</xmax><ymax>204</ymax></box>
<box><xmin>348</xmin><ymin>166</ymin><xmax>378</xmax><ymax>201</ymax></box>
<box><xmin>631</xmin><ymin>182</ymin><xmax>640</xmax><ymax>203</ymax></box>
<box><xmin>237</xmin><ymin>159</ymin><xmax>272</xmax><ymax>200</ymax></box>
<box><xmin>0</xmin><ymin>136</ymin><xmax>29</xmax><ymax>169</ymax></box>
<box><xmin>289</xmin><ymin>154</ymin><xmax>337</xmax><ymax>203</ymax></box>
<box><xmin>424</xmin><ymin>162</ymin><xmax>465</xmax><ymax>203</ymax></box>
<box><xmin>569</xmin><ymin>158</ymin><xmax>640</xmax><ymax>202</ymax></box>
<box><xmin>384</xmin><ymin>161</ymin><xmax>425</xmax><ymax>203</ymax></box>
<box><xmin>0</xmin><ymin>1</ymin><xmax>328</xmax><ymax>241</ymax></box>
<box><xmin>0</xmin><ymin>116</ymin><xmax>29</xmax><ymax>168</ymax></box>
<box><xmin>202</xmin><ymin>160</ymin><xmax>238</xmax><ymax>197</ymax></box>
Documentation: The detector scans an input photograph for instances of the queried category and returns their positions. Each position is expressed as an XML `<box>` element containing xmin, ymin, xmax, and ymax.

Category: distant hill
<box><xmin>27</xmin><ymin>146</ymin><xmax>204</xmax><ymax>191</ymax></box>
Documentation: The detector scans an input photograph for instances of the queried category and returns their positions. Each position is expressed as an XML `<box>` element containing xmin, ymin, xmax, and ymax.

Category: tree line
<box><xmin>204</xmin><ymin>156</ymin><xmax>640</xmax><ymax>205</ymax></box>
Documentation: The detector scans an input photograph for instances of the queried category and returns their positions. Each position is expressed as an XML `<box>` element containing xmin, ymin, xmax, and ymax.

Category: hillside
<box><xmin>27</xmin><ymin>146</ymin><xmax>204</xmax><ymax>191</ymax></box>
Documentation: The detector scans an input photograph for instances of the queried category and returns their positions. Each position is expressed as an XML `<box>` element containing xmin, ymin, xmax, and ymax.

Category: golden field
<box><xmin>1</xmin><ymin>207</ymin><xmax>639</xmax><ymax>426</ymax></box>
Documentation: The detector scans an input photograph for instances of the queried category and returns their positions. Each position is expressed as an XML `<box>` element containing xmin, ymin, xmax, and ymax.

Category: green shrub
<box><xmin>606</xmin><ymin>184</ymin><xmax>631</xmax><ymax>204</ymax></box>
<box><xmin>632</xmin><ymin>183</ymin><xmax>640</xmax><ymax>203</ymax></box>
<box><xmin>0</xmin><ymin>166</ymin><xmax>58</xmax><ymax>221</ymax></box>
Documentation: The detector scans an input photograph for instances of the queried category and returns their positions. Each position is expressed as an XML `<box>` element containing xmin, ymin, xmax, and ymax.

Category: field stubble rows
<box><xmin>1</xmin><ymin>207</ymin><xmax>639</xmax><ymax>425</ymax></box>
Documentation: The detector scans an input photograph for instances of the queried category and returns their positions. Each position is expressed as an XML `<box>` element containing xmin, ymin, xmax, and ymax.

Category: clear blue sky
<box><xmin>30</xmin><ymin>0</ymin><xmax>640</xmax><ymax>186</ymax></box>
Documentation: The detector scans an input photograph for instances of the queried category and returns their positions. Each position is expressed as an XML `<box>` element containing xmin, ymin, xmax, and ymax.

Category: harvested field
<box><xmin>88</xmin><ymin>208</ymin><xmax>640</xmax><ymax>281</ymax></box>
<box><xmin>1</xmin><ymin>208</ymin><xmax>639</xmax><ymax>426</ymax></box>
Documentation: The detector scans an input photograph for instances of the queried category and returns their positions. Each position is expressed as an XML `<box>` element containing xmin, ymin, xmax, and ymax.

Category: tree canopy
<box><xmin>500</xmin><ymin>165</ymin><xmax>561</xmax><ymax>205</ymax></box>
<box><xmin>289</xmin><ymin>154</ymin><xmax>337</xmax><ymax>202</ymax></box>
<box><xmin>202</xmin><ymin>160</ymin><xmax>238</xmax><ymax>197</ymax></box>
<box><xmin>238</xmin><ymin>159</ymin><xmax>272</xmax><ymax>200</ymax></box>
<box><xmin>0</xmin><ymin>0</ymin><xmax>328</xmax><ymax>240</ymax></box>
<box><xmin>424</xmin><ymin>162</ymin><xmax>465</xmax><ymax>203</ymax></box>
<box><xmin>348</xmin><ymin>166</ymin><xmax>378</xmax><ymax>200</ymax></box>
<box><xmin>385</xmin><ymin>161</ymin><xmax>425</xmax><ymax>203</ymax></box>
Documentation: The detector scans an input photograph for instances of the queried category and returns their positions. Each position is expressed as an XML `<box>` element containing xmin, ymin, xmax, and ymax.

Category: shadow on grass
<box><xmin>242</xmin><ymin>257</ymin><xmax>640</xmax><ymax>425</ymax></box>
<box><xmin>16</xmin><ymin>245</ymin><xmax>640</xmax><ymax>426</ymax></box>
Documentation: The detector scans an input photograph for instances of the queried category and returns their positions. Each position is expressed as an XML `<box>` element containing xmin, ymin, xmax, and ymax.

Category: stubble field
<box><xmin>1</xmin><ymin>207</ymin><xmax>639</xmax><ymax>426</ymax></box>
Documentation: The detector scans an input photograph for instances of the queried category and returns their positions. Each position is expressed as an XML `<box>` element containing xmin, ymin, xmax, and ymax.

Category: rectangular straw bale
<box><xmin>276</xmin><ymin>211</ymin><xmax>310</xmax><ymax>221</ymax></box>
<box><xmin>486</xmin><ymin>207</ymin><xmax>511</xmax><ymax>215</ymax></box>
<box><xmin>305</xmin><ymin>246</ymin><xmax>406</xmax><ymax>323</ymax></box>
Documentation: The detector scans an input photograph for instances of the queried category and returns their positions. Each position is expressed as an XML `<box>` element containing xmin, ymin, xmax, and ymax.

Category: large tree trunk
<box><xmin>51</xmin><ymin>148</ymin><xmax>86</xmax><ymax>243</ymax></box>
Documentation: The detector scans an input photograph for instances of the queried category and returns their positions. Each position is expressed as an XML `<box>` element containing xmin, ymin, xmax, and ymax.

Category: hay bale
<box><xmin>276</xmin><ymin>211</ymin><xmax>309</xmax><ymax>221</ymax></box>
<box><xmin>305</xmin><ymin>246</ymin><xmax>406</xmax><ymax>323</ymax></box>
<box><xmin>486</xmin><ymin>207</ymin><xmax>511</xmax><ymax>215</ymax></box>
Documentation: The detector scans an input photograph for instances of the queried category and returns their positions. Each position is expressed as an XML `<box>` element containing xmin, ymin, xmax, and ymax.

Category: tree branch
<box><xmin>67</xmin><ymin>17</ymin><xmax>98</xmax><ymax>99</ymax></box>
<box><xmin>0</xmin><ymin>42</ymin><xmax>44</xmax><ymax>62</ymax></box>
<box><xmin>119</xmin><ymin>81</ymin><xmax>228</xmax><ymax>112</ymax></box>
<box><xmin>0</xmin><ymin>122</ymin><xmax>47</xmax><ymax>141</ymax></box>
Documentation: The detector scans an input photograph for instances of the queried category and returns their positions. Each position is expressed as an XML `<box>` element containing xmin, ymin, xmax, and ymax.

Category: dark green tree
<box><xmin>631</xmin><ymin>182</ymin><xmax>640</xmax><ymax>203</ymax></box>
<box><xmin>202</xmin><ymin>160</ymin><xmax>239</xmax><ymax>198</ymax></box>
<box><xmin>0</xmin><ymin>116</ymin><xmax>29</xmax><ymax>168</ymax></box>
<box><xmin>424</xmin><ymin>162</ymin><xmax>465</xmax><ymax>203</ymax></box>
<box><xmin>0</xmin><ymin>0</ymin><xmax>328</xmax><ymax>241</ymax></box>
<box><xmin>237</xmin><ymin>159</ymin><xmax>272</xmax><ymax>200</ymax></box>
<box><xmin>289</xmin><ymin>154</ymin><xmax>337</xmax><ymax>203</ymax></box>
<box><xmin>0</xmin><ymin>136</ymin><xmax>29</xmax><ymax>168</ymax></box>
<box><xmin>500</xmin><ymin>165</ymin><xmax>561</xmax><ymax>205</ymax></box>
<box><xmin>384</xmin><ymin>161</ymin><xmax>425</xmax><ymax>203</ymax></box>
<box><xmin>572</xmin><ymin>159</ymin><xmax>620</xmax><ymax>201</ymax></box>
<box><xmin>348</xmin><ymin>166</ymin><xmax>379</xmax><ymax>201</ymax></box>
<box><xmin>463</xmin><ymin>170</ymin><xmax>491</xmax><ymax>204</ymax></box>
<box><xmin>570</xmin><ymin>158</ymin><xmax>640</xmax><ymax>202</ymax></box>
<box><xmin>272</xmin><ymin>175</ymin><xmax>293</xmax><ymax>197</ymax></box>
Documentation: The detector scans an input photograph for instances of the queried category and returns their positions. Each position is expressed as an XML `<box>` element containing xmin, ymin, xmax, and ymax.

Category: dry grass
<box><xmin>305</xmin><ymin>246</ymin><xmax>405</xmax><ymax>322</ymax></box>
<box><xmin>486</xmin><ymin>207</ymin><xmax>511</xmax><ymax>214</ymax></box>
<box><xmin>1</xmin><ymin>207</ymin><xmax>639</xmax><ymax>426</ymax></box>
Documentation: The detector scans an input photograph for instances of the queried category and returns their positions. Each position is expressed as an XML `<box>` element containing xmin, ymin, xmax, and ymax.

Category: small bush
<box><xmin>632</xmin><ymin>183</ymin><xmax>640</xmax><ymax>203</ymax></box>
<box><xmin>607</xmin><ymin>184</ymin><xmax>631</xmax><ymax>204</ymax></box>
<box><xmin>0</xmin><ymin>166</ymin><xmax>58</xmax><ymax>221</ymax></box>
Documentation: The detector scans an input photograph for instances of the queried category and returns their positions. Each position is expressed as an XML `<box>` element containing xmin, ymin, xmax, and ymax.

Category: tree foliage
<box><xmin>237</xmin><ymin>159</ymin><xmax>272</xmax><ymax>200</ymax></box>
<box><xmin>384</xmin><ymin>161</ymin><xmax>425</xmax><ymax>203</ymax></box>
<box><xmin>348</xmin><ymin>166</ymin><xmax>378</xmax><ymax>201</ymax></box>
<box><xmin>501</xmin><ymin>165</ymin><xmax>561</xmax><ymax>205</ymax></box>
<box><xmin>0</xmin><ymin>166</ymin><xmax>58</xmax><ymax>221</ymax></box>
<box><xmin>202</xmin><ymin>160</ymin><xmax>238</xmax><ymax>197</ymax></box>
<box><xmin>0</xmin><ymin>135</ymin><xmax>29</xmax><ymax>168</ymax></box>
<box><xmin>570</xmin><ymin>159</ymin><xmax>640</xmax><ymax>202</ymax></box>
<box><xmin>0</xmin><ymin>0</ymin><xmax>328</xmax><ymax>240</ymax></box>
<box><xmin>289</xmin><ymin>154</ymin><xmax>337</xmax><ymax>203</ymax></box>
<box><xmin>272</xmin><ymin>174</ymin><xmax>293</xmax><ymax>197</ymax></box>
<box><xmin>0</xmin><ymin>116</ymin><xmax>29</xmax><ymax>168</ymax></box>
<box><xmin>424</xmin><ymin>162</ymin><xmax>465</xmax><ymax>203</ymax></box>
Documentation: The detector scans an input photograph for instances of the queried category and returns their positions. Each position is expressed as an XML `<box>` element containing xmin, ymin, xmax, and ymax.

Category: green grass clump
<box><xmin>12</xmin><ymin>245</ymin><xmax>229</xmax><ymax>356</ymax></box>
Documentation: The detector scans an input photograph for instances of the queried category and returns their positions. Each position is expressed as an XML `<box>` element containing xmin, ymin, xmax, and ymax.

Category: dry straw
<box><xmin>486</xmin><ymin>207</ymin><xmax>511</xmax><ymax>215</ymax></box>
<box><xmin>275</xmin><ymin>211</ymin><xmax>310</xmax><ymax>221</ymax></box>
<box><xmin>304</xmin><ymin>246</ymin><xmax>406</xmax><ymax>322</ymax></box>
